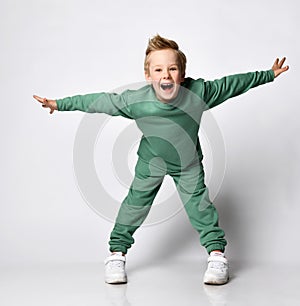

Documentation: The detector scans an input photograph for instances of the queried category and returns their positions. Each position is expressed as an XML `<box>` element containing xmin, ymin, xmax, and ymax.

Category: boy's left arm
<box><xmin>202</xmin><ymin>57</ymin><xmax>289</xmax><ymax>109</ymax></box>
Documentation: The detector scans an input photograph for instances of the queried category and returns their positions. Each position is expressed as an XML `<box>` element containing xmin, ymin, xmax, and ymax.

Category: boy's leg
<box><xmin>172</xmin><ymin>161</ymin><xmax>227</xmax><ymax>254</ymax></box>
<box><xmin>109</xmin><ymin>157</ymin><xmax>166</xmax><ymax>254</ymax></box>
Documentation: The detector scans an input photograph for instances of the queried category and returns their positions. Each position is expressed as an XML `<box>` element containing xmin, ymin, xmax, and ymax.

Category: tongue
<box><xmin>161</xmin><ymin>84</ymin><xmax>173</xmax><ymax>90</ymax></box>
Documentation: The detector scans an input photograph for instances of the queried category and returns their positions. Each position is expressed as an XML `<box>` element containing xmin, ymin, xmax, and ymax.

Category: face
<box><xmin>145</xmin><ymin>49</ymin><xmax>184</xmax><ymax>103</ymax></box>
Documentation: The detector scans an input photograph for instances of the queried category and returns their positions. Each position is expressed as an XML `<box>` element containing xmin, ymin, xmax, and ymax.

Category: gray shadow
<box><xmin>127</xmin><ymin>200</ymin><xmax>199</xmax><ymax>272</ymax></box>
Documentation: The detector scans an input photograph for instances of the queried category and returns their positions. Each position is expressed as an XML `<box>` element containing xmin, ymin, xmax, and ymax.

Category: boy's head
<box><xmin>144</xmin><ymin>35</ymin><xmax>187</xmax><ymax>103</ymax></box>
<box><xmin>144</xmin><ymin>34</ymin><xmax>187</xmax><ymax>78</ymax></box>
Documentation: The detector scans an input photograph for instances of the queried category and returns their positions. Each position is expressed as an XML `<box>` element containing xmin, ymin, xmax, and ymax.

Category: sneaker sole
<box><xmin>105</xmin><ymin>276</ymin><xmax>127</xmax><ymax>284</ymax></box>
<box><xmin>203</xmin><ymin>275</ymin><xmax>229</xmax><ymax>285</ymax></box>
<box><xmin>203</xmin><ymin>273</ymin><xmax>229</xmax><ymax>285</ymax></box>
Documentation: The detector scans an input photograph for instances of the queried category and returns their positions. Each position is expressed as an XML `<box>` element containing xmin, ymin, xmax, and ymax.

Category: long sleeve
<box><xmin>185</xmin><ymin>69</ymin><xmax>275</xmax><ymax>109</ymax></box>
<box><xmin>56</xmin><ymin>91</ymin><xmax>133</xmax><ymax>119</ymax></box>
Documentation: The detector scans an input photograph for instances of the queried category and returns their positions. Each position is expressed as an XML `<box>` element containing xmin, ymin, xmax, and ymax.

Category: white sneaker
<box><xmin>203</xmin><ymin>252</ymin><xmax>229</xmax><ymax>285</ymax></box>
<box><xmin>104</xmin><ymin>252</ymin><xmax>127</xmax><ymax>284</ymax></box>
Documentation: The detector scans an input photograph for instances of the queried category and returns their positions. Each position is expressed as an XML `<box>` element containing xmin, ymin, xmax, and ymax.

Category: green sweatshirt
<box><xmin>57</xmin><ymin>70</ymin><xmax>274</xmax><ymax>169</ymax></box>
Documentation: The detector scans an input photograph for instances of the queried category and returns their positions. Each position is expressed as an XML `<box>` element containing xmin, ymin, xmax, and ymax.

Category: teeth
<box><xmin>161</xmin><ymin>83</ymin><xmax>174</xmax><ymax>90</ymax></box>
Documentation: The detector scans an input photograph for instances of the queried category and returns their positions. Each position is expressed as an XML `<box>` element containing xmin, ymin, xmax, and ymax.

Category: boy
<box><xmin>33</xmin><ymin>35</ymin><xmax>288</xmax><ymax>285</ymax></box>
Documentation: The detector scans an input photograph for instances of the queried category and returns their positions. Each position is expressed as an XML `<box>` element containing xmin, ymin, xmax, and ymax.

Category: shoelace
<box><xmin>108</xmin><ymin>260</ymin><xmax>124</xmax><ymax>269</ymax></box>
<box><xmin>210</xmin><ymin>261</ymin><xmax>225</xmax><ymax>270</ymax></box>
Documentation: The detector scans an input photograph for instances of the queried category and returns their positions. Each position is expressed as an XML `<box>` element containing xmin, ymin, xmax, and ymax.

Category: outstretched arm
<box><xmin>272</xmin><ymin>57</ymin><xmax>289</xmax><ymax>78</ymax></box>
<box><xmin>194</xmin><ymin>57</ymin><xmax>289</xmax><ymax>109</ymax></box>
<box><xmin>33</xmin><ymin>91</ymin><xmax>134</xmax><ymax>119</ymax></box>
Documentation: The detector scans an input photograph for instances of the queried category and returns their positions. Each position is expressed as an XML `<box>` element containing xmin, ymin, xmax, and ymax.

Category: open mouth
<box><xmin>160</xmin><ymin>83</ymin><xmax>174</xmax><ymax>91</ymax></box>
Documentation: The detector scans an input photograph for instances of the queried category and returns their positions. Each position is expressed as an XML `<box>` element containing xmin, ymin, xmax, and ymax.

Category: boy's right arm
<box><xmin>33</xmin><ymin>91</ymin><xmax>133</xmax><ymax>119</ymax></box>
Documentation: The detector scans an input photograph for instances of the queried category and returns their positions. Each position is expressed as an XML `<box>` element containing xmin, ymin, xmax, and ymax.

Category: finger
<box><xmin>50</xmin><ymin>108</ymin><xmax>54</xmax><ymax>114</ymax></box>
<box><xmin>278</xmin><ymin>57</ymin><xmax>286</xmax><ymax>68</ymax></box>
<box><xmin>42</xmin><ymin>98</ymin><xmax>50</xmax><ymax>107</ymax></box>
<box><xmin>275</xmin><ymin>65</ymin><xmax>289</xmax><ymax>78</ymax></box>
<box><xmin>33</xmin><ymin>95</ymin><xmax>44</xmax><ymax>103</ymax></box>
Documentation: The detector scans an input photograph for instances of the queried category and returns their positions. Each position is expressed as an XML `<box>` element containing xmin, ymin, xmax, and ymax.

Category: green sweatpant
<box><xmin>109</xmin><ymin>157</ymin><xmax>227</xmax><ymax>254</ymax></box>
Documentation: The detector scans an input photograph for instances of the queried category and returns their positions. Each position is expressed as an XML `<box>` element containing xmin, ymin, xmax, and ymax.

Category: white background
<box><xmin>1</xmin><ymin>0</ymin><xmax>299</xmax><ymax>268</ymax></box>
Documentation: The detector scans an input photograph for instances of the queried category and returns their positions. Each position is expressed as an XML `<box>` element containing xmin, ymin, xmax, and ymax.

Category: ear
<box><xmin>144</xmin><ymin>71</ymin><xmax>152</xmax><ymax>83</ymax></box>
<box><xmin>180</xmin><ymin>70</ymin><xmax>185</xmax><ymax>83</ymax></box>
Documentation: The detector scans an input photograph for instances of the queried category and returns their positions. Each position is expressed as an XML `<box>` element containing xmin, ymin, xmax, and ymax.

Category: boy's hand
<box><xmin>272</xmin><ymin>57</ymin><xmax>289</xmax><ymax>78</ymax></box>
<box><xmin>33</xmin><ymin>95</ymin><xmax>57</xmax><ymax>114</ymax></box>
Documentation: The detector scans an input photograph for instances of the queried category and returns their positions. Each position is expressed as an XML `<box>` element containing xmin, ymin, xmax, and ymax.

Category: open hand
<box><xmin>272</xmin><ymin>57</ymin><xmax>289</xmax><ymax>78</ymax></box>
<box><xmin>33</xmin><ymin>95</ymin><xmax>57</xmax><ymax>114</ymax></box>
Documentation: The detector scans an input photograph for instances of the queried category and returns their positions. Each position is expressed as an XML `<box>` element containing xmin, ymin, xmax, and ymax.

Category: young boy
<box><xmin>33</xmin><ymin>35</ymin><xmax>288</xmax><ymax>285</ymax></box>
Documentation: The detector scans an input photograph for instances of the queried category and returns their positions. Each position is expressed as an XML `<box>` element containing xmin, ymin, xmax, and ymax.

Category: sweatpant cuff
<box><xmin>206</xmin><ymin>244</ymin><xmax>226</xmax><ymax>254</ymax></box>
<box><xmin>109</xmin><ymin>246</ymin><xmax>128</xmax><ymax>254</ymax></box>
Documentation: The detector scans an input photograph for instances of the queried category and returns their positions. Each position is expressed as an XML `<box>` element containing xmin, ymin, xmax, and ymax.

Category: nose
<box><xmin>162</xmin><ymin>69</ymin><xmax>170</xmax><ymax>79</ymax></box>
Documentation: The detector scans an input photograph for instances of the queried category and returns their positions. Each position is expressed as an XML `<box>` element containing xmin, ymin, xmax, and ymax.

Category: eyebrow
<box><xmin>152</xmin><ymin>63</ymin><xmax>178</xmax><ymax>67</ymax></box>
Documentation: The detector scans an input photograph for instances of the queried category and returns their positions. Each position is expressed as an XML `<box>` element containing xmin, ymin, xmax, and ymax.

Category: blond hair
<box><xmin>144</xmin><ymin>34</ymin><xmax>187</xmax><ymax>78</ymax></box>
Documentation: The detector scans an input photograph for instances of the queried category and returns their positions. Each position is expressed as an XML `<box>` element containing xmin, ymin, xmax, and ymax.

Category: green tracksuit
<box><xmin>57</xmin><ymin>69</ymin><xmax>274</xmax><ymax>254</ymax></box>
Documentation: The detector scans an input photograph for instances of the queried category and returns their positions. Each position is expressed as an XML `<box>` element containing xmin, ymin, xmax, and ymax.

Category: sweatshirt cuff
<box><xmin>267</xmin><ymin>69</ymin><xmax>275</xmax><ymax>82</ymax></box>
<box><xmin>56</xmin><ymin>99</ymin><xmax>63</xmax><ymax>111</ymax></box>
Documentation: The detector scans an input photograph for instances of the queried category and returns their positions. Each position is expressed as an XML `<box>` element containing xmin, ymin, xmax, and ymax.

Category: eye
<box><xmin>155</xmin><ymin>68</ymin><xmax>162</xmax><ymax>72</ymax></box>
<box><xmin>170</xmin><ymin>67</ymin><xmax>177</xmax><ymax>71</ymax></box>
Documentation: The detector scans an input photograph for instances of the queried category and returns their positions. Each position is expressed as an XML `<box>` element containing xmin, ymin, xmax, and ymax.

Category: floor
<box><xmin>1</xmin><ymin>259</ymin><xmax>299</xmax><ymax>306</ymax></box>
